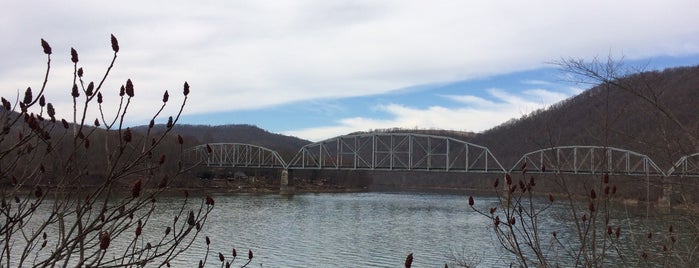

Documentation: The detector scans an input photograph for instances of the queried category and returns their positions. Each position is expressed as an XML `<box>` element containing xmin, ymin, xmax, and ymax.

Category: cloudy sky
<box><xmin>1</xmin><ymin>1</ymin><xmax>698</xmax><ymax>141</ymax></box>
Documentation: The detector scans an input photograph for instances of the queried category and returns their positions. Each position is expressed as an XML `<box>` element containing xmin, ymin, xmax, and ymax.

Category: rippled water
<box><xmin>16</xmin><ymin>191</ymin><xmax>691</xmax><ymax>267</ymax></box>
<box><xmin>166</xmin><ymin>192</ymin><xmax>512</xmax><ymax>267</ymax></box>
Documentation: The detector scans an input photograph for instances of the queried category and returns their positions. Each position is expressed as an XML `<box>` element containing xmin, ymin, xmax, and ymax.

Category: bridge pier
<box><xmin>658</xmin><ymin>177</ymin><xmax>672</xmax><ymax>207</ymax></box>
<box><xmin>280</xmin><ymin>169</ymin><xmax>295</xmax><ymax>195</ymax></box>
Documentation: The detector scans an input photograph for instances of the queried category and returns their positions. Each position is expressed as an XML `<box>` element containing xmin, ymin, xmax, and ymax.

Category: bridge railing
<box><xmin>509</xmin><ymin>146</ymin><xmax>666</xmax><ymax>176</ymax></box>
<box><xmin>286</xmin><ymin>133</ymin><xmax>506</xmax><ymax>173</ymax></box>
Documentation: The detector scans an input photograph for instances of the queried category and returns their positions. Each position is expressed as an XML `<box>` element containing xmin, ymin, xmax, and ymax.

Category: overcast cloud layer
<box><xmin>1</xmin><ymin>1</ymin><xmax>698</xmax><ymax>141</ymax></box>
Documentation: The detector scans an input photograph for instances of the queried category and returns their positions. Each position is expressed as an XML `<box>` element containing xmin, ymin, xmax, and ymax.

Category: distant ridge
<box><xmin>133</xmin><ymin>124</ymin><xmax>311</xmax><ymax>160</ymax></box>
<box><xmin>470</xmin><ymin>65</ymin><xmax>699</xmax><ymax>169</ymax></box>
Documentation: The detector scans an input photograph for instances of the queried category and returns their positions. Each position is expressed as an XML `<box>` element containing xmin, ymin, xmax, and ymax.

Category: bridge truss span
<box><xmin>510</xmin><ymin>146</ymin><xmax>666</xmax><ymax>176</ymax></box>
<box><xmin>287</xmin><ymin>133</ymin><xmax>506</xmax><ymax>173</ymax></box>
<box><xmin>183</xmin><ymin>143</ymin><xmax>287</xmax><ymax>168</ymax></box>
<box><xmin>667</xmin><ymin>153</ymin><xmax>699</xmax><ymax>177</ymax></box>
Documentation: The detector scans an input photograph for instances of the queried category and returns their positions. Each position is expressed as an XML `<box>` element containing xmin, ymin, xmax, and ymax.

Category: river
<box><xmin>155</xmin><ymin>191</ymin><xmax>659</xmax><ymax>267</ymax></box>
<box><xmin>16</xmin><ymin>191</ymin><xmax>694</xmax><ymax>267</ymax></box>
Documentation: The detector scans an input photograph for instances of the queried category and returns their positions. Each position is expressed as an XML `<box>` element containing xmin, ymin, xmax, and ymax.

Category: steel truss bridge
<box><xmin>183</xmin><ymin>133</ymin><xmax>699</xmax><ymax>177</ymax></box>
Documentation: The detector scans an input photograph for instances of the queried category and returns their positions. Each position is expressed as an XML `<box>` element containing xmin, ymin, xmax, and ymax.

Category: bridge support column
<box><xmin>658</xmin><ymin>177</ymin><xmax>671</xmax><ymax>207</ymax></box>
<box><xmin>280</xmin><ymin>169</ymin><xmax>295</xmax><ymax>195</ymax></box>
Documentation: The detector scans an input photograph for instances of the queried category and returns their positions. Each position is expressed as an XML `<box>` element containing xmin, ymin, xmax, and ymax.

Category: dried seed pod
<box><xmin>1</xmin><ymin>97</ymin><xmax>10</xmax><ymax>110</ymax></box>
<box><xmin>219</xmin><ymin>252</ymin><xmax>225</xmax><ymax>262</ymax></box>
<box><xmin>166</xmin><ymin>116</ymin><xmax>173</xmax><ymax>128</ymax></box>
<box><xmin>70</xmin><ymin>47</ymin><xmax>79</xmax><ymax>63</ymax></box>
<box><xmin>40</xmin><ymin>38</ymin><xmax>52</xmax><ymax>55</ymax></box>
<box><xmin>39</xmin><ymin>95</ymin><xmax>45</xmax><ymax>107</ymax></box>
<box><xmin>468</xmin><ymin>196</ymin><xmax>474</xmax><ymax>206</ymax></box>
<box><xmin>110</xmin><ymin>34</ymin><xmax>119</xmax><ymax>53</ymax></box>
<box><xmin>183</xmin><ymin>81</ymin><xmax>190</xmax><ymax>96</ymax></box>
<box><xmin>404</xmin><ymin>253</ymin><xmax>412</xmax><ymax>268</ymax></box>
<box><xmin>505</xmin><ymin>174</ymin><xmax>512</xmax><ymax>185</ymax></box>
<box><xmin>62</xmin><ymin>119</ymin><xmax>69</xmax><ymax>129</ymax></box>
<box><xmin>159</xmin><ymin>154</ymin><xmax>166</xmax><ymax>165</ymax></box>
<box><xmin>206</xmin><ymin>196</ymin><xmax>215</xmax><ymax>206</ymax></box>
<box><xmin>86</xmin><ymin>82</ymin><xmax>94</xmax><ymax>96</ymax></box>
<box><xmin>78</xmin><ymin>67</ymin><xmax>83</xmax><ymax>77</ymax></box>
<box><xmin>97</xmin><ymin>92</ymin><xmax>103</xmax><ymax>103</ymax></box>
<box><xmin>232</xmin><ymin>248</ymin><xmax>237</xmax><ymax>257</ymax></box>
<box><xmin>119</xmin><ymin>85</ymin><xmax>125</xmax><ymax>96</ymax></box>
<box><xmin>123</xmin><ymin>128</ymin><xmax>132</xmax><ymax>143</ymax></box>
<box><xmin>493</xmin><ymin>177</ymin><xmax>499</xmax><ymax>188</ymax></box>
<box><xmin>165</xmin><ymin>226</ymin><xmax>171</xmax><ymax>235</ymax></box>
<box><xmin>588</xmin><ymin>202</ymin><xmax>595</xmax><ymax>212</ymax></box>
<box><xmin>178</xmin><ymin>135</ymin><xmax>184</xmax><ymax>145</ymax></box>
<box><xmin>187</xmin><ymin>210</ymin><xmax>195</xmax><ymax>226</ymax></box>
<box><xmin>135</xmin><ymin>220</ymin><xmax>142</xmax><ymax>237</ymax></box>
<box><xmin>94</xmin><ymin>118</ymin><xmax>100</xmax><ymax>127</ymax></box>
<box><xmin>548</xmin><ymin>194</ymin><xmax>554</xmax><ymax>202</ymax></box>
<box><xmin>100</xmin><ymin>231</ymin><xmax>110</xmax><ymax>250</ymax></box>
<box><xmin>71</xmin><ymin>84</ymin><xmax>79</xmax><ymax>98</ymax></box>
<box><xmin>206</xmin><ymin>144</ymin><xmax>212</xmax><ymax>154</ymax></box>
<box><xmin>206</xmin><ymin>236</ymin><xmax>210</xmax><ymax>245</ymax></box>
<box><xmin>23</xmin><ymin>87</ymin><xmax>32</xmax><ymax>104</ymax></box>
<box><xmin>48</xmin><ymin>104</ymin><xmax>56</xmax><ymax>119</ymax></box>
<box><xmin>131</xmin><ymin>178</ymin><xmax>142</xmax><ymax>198</ymax></box>
<box><xmin>163</xmin><ymin>90</ymin><xmax>169</xmax><ymax>103</ymax></box>
<box><xmin>125</xmin><ymin>79</ymin><xmax>134</xmax><ymax>97</ymax></box>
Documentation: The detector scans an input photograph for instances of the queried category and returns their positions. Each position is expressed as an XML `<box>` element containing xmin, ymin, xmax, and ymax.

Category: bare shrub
<box><xmin>0</xmin><ymin>35</ymin><xmax>253</xmax><ymax>267</ymax></box>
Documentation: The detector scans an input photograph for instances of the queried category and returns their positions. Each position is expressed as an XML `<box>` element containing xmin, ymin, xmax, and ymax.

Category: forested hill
<box><xmin>133</xmin><ymin>124</ymin><xmax>311</xmax><ymax>159</ymax></box>
<box><xmin>470</xmin><ymin>65</ymin><xmax>699</xmax><ymax>169</ymax></box>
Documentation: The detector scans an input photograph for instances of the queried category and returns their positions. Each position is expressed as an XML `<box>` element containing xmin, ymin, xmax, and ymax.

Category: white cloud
<box><xmin>284</xmin><ymin>88</ymin><xmax>573</xmax><ymax>141</ymax></box>
<box><xmin>0</xmin><ymin>0</ymin><xmax>698</xmax><ymax>133</ymax></box>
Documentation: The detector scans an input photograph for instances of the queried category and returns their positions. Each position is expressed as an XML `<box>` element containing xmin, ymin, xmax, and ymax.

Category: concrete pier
<box><xmin>280</xmin><ymin>169</ymin><xmax>295</xmax><ymax>195</ymax></box>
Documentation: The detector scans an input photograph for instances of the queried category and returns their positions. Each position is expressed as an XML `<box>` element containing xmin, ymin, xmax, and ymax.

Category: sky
<box><xmin>1</xmin><ymin>1</ymin><xmax>698</xmax><ymax>142</ymax></box>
